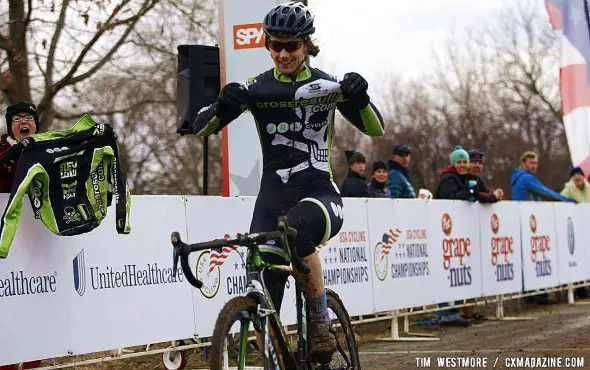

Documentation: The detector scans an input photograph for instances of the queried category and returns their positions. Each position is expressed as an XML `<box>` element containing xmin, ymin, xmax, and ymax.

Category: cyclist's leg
<box><xmin>284</xmin><ymin>190</ymin><xmax>343</xmax><ymax>362</ymax></box>
<box><xmin>249</xmin><ymin>201</ymin><xmax>289</xmax><ymax>314</ymax></box>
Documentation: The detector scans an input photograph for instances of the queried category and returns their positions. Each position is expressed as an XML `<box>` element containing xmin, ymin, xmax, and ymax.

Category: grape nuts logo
<box><xmin>491</xmin><ymin>213</ymin><xmax>500</xmax><ymax>234</ymax></box>
<box><xmin>529</xmin><ymin>214</ymin><xmax>537</xmax><ymax>233</ymax></box>
<box><xmin>441</xmin><ymin>213</ymin><xmax>453</xmax><ymax>236</ymax></box>
<box><xmin>567</xmin><ymin>217</ymin><xmax>575</xmax><ymax>256</ymax></box>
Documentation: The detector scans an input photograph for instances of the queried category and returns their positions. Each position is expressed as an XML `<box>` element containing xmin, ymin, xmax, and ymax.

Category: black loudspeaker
<box><xmin>176</xmin><ymin>45</ymin><xmax>220</xmax><ymax>134</ymax></box>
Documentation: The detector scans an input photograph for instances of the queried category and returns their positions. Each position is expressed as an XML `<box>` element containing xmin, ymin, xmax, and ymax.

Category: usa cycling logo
<box><xmin>73</xmin><ymin>249</ymin><xmax>86</xmax><ymax>296</ymax></box>
<box><xmin>373</xmin><ymin>228</ymin><xmax>401</xmax><ymax>281</ymax></box>
<box><xmin>195</xmin><ymin>234</ymin><xmax>239</xmax><ymax>299</ymax></box>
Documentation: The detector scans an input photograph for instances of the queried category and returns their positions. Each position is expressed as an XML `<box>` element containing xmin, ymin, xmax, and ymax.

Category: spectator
<box><xmin>467</xmin><ymin>149</ymin><xmax>503</xmax><ymax>202</ymax></box>
<box><xmin>512</xmin><ymin>151</ymin><xmax>574</xmax><ymax>305</ymax></box>
<box><xmin>0</xmin><ymin>101</ymin><xmax>40</xmax><ymax>193</ymax></box>
<box><xmin>368</xmin><ymin>160</ymin><xmax>391</xmax><ymax>198</ymax></box>
<box><xmin>387</xmin><ymin>144</ymin><xmax>416</xmax><ymax>198</ymax></box>
<box><xmin>560</xmin><ymin>166</ymin><xmax>590</xmax><ymax>203</ymax></box>
<box><xmin>560</xmin><ymin>166</ymin><xmax>590</xmax><ymax>299</ymax></box>
<box><xmin>340</xmin><ymin>150</ymin><xmax>369</xmax><ymax>198</ymax></box>
<box><xmin>511</xmin><ymin>151</ymin><xmax>576</xmax><ymax>203</ymax></box>
<box><xmin>432</xmin><ymin>146</ymin><xmax>475</xmax><ymax>327</ymax></box>
<box><xmin>435</xmin><ymin>146</ymin><xmax>497</xmax><ymax>203</ymax></box>
<box><xmin>0</xmin><ymin>101</ymin><xmax>41</xmax><ymax>369</ymax></box>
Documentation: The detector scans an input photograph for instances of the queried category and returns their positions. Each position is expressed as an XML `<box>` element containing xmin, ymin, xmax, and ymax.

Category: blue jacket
<box><xmin>387</xmin><ymin>160</ymin><xmax>416</xmax><ymax>198</ymax></box>
<box><xmin>511</xmin><ymin>168</ymin><xmax>576</xmax><ymax>202</ymax></box>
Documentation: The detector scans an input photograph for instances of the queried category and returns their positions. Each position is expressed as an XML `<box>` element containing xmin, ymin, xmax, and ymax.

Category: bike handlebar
<box><xmin>170</xmin><ymin>217</ymin><xmax>310</xmax><ymax>289</ymax></box>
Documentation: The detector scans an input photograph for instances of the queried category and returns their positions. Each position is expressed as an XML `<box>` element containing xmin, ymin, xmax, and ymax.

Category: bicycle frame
<box><xmin>242</xmin><ymin>257</ymin><xmax>311</xmax><ymax>369</ymax></box>
<box><xmin>170</xmin><ymin>219</ymin><xmax>317</xmax><ymax>370</ymax></box>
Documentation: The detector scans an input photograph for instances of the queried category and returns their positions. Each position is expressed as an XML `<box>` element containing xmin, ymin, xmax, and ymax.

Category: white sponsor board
<box><xmin>367</xmin><ymin>199</ymin><xmax>433</xmax><ymax>311</ymax></box>
<box><xmin>428</xmin><ymin>200</ymin><xmax>483</xmax><ymax>303</ymax></box>
<box><xmin>519</xmin><ymin>202</ymin><xmax>559</xmax><ymax>291</ymax></box>
<box><xmin>554</xmin><ymin>203</ymin><xmax>586</xmax><ymax>284</ymax></box>
<box><xmin>221</xmin><ymin>0</ymin><xmax>282</xmax><ymax>196</ymax></box>
<box><xmin>316</xmin><ymin>198</ymin><xmax>373</xmax><ymax>316</ymax></box>
<box><xmin>479</xmin><ymin>202</ymin><xmax>523</xmax><ymax>296</ymax></box>
<box><xmin>0</xmin><ymin>196</ymin><xmax>70</xmax><ymax>365</ymax></box>
<box><xmin>64</xmin><ymin>196</ymin><xmax>194</xmax><ymax>354</ymax></box>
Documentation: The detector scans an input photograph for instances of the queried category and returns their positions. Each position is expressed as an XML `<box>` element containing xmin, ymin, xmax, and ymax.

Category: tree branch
<box><xmin>41</xmin><ymin>0</ymin><xmax>159</xmax><ymax>111</ymax></box>
<box><xmin>53</xmin><ymin>98</ymin><xmax>174</xmax><ymax>120</ymax></box>
<box><xmin>45</xmin><ymin>0</ymin><xmax>70</xmax><ymax>89</ymax></box>
<box><xmin>23</xmin><ymin>0</ymin><xmax>33</xmax><ymax>34</ymax></box>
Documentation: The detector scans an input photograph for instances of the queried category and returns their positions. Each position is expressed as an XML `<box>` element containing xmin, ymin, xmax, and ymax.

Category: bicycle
<box><xmin>170</xmin><ymin>216</ymin><xmax>361</xmax><ymax>370</ymax></box>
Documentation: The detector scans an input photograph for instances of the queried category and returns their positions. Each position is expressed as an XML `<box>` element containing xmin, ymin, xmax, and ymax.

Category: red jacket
<box><xmin>0</xmin><ymin>134</ymin><xmax>17</xmax><ymax>193</ymax></box>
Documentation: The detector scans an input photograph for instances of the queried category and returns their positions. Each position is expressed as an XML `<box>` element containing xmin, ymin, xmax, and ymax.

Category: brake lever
<box><xmin>171</xmin><ymin>232</ymin><xmax>182</xmax><ymax>278</ymax></box>
<box><xmin>170</xmin><ymin>232</ymin><xmax>203</xmax><ymax>288</ymax></box>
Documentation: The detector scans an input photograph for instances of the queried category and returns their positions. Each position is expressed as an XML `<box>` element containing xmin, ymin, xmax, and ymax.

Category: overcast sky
<box><xmin>309</xmin><ymin>0</ymin><xmax>548</xmax><ymax>93</ymax></box>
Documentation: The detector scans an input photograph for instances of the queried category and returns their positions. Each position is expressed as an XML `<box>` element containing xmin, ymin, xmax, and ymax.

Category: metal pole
<box><xmin>203</xmin><ymin>136</ymin><xmax>209</xmax><ymax>195</ymax></box>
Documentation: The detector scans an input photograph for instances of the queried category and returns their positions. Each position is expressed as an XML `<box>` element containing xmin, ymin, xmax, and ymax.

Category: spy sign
<box><xmin>233</xmin><ymin>23</ymin><xmax>265</xmax><ymax>49</ymax></box>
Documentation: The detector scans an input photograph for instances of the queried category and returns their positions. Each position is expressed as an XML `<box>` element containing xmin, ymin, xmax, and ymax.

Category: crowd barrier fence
<box><xmin>1</xmin><ymin>195</ymin><xmax>588</xmax><ymax>367</ymax></box>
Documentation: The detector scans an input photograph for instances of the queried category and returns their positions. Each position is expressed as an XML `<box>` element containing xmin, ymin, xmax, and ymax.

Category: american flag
<box><xmin>378</xmin><ymin>228</ymin><xmax>401</xmax><ymax>261</ymax></box>
<box><xmin>546</xmin><ymin>0</ymin><xmax>590</xmax><ymax>173</ymax></box>
<box><xmin>208</xmin><ymin>234</ymin><xmax>238</xmax><ymax>273</ymax></box>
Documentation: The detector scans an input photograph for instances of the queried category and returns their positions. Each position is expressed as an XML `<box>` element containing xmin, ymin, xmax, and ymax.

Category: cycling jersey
<box><xmin>0</xmin><ymin>115</ymin><xmax>131</xmax><ymax>258</ymax></box>
<box><xmin>193</xmin><ymin>66</ymin><xmax>384</xmax><ymax>312</ymax></box>
<box><xmin>193</xmin><ymin>66</ymin><xmax>384</xmax><ymax>188</ymax></box>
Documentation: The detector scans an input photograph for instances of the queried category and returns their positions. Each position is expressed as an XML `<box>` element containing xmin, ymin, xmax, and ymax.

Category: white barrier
<box><xmin>1</xmin><ymin>194</ymin><xmax>590</xmax><ymax>365</ymax></box>
<box><xmin>519</xmin><ymin>202</ymin><xmax>559</xmax><ymax>291</ymax></box>
<box><xmin>479</xmin><ymin>202</ymin><xmax>523</xmax><ymax>296</ymax></box>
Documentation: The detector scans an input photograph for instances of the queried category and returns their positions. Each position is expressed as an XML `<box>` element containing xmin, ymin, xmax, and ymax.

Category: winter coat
<box><xmin>511</xmin><ymin>168</ymin><xmax>575</xmax><ymax>202</ymax></box>
<box><xmin>341</xmin><ymin>171</ymin><xmax>370</xmax><ymax>198</ymax></box>
<box><xmin>0</xmin><ymin>135</ymin><xmax>18</xmax><ymax>193</ymax></box>
<box><xmin>560</xmin><ymin>180</ymin><xmax>590</xmax><ymax>203</ymax></box>
<box><xmin>387</xmin><ymin>160</ymin><xmax>416</xmax><ymax>198</ymax></box>
<box><xmin>368</xmin><ymin>179</ymin><xmax>391</xmax><ymax>198</ymax></box>
<box><xmin>435</xmin><ymin>166</ymin><xmax>497</xmax><ymax>202</ymax></box>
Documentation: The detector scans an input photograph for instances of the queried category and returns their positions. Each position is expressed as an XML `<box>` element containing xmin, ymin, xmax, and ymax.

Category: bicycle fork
<box><xmin>296</xmin><ymin>283</ymin><xmax>310</xmax><ymax>369</ymax></box>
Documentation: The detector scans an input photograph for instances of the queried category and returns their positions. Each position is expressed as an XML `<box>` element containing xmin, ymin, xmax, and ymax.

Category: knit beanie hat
<box><xmin>569</xmin><ymin>166</ymin><xmax>584</xmax><ymax>178</ymax></box>
<box><xmin>372</xmin><ymin>160</ymin><xmax>387</xmax><ymax>173</ymax></box>
<box><xmin>449</xmin><ymin>145</ymin><xmax>469</xmax><ymax>165</ymax></box>
<box><xmin>345</xmin><ymin>150</ymin><xmax>365</xmax><ymax>165</ymax></box>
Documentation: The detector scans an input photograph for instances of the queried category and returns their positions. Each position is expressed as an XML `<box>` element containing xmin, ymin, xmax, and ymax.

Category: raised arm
<box><xmin>185</xmin><ymin>82</ymin><xmax>249</xmax><ymax>136</ymax></box>
<box><xmin>337</xmin><ymin>73</ymin><xmax>384</xmax><ymax>137</ymax></box>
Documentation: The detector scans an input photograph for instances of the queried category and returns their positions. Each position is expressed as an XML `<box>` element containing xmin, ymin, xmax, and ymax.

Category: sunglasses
<box><xmin>12</xmin><ymin>115</ymin><xmax>35</xmax><ymax>121</ymax></box>
<box><xmin>268</xmin><ymin>40</ymin><xmax>302</xmax><ymax>53</ymax></box>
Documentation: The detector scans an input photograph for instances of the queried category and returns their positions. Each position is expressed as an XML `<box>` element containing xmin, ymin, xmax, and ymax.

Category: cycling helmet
<box><xmin>263</xmin><ymin>2</ymin><xmax>315</xmax><ymax>38</ymax></box>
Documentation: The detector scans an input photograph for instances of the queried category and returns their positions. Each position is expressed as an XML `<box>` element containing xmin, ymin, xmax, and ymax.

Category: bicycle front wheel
<box><xmin>210</xmin><ymin>296</ymin><xmax>287</xmax><ymax>370</ymax></box>
<box><xmin>324</xmin><ymin>289</ymin><xmax>361</xmax><ymax>370</ymax></box>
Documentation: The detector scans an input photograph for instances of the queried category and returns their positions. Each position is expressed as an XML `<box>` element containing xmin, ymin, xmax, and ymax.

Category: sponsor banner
<box><xmin>479</xmin><ymin>203</ymin><xmax>523</xmax><ymax>296</ymax></box>
<box><xmin>221</xmin><ymin>0</ymin><xmax>281</xmax><ymax>196</ymax></box>
<box><xmin>428</xmin><ymin>200</ymin><xmax>483</xmax><ymax>303</ymax></box>
<box><xmin>314</xmin><ymin>198</ymin><xmax>373</xmax><ymax>316</ymax></box>
<box><xmin>367</xmin><ymin>199</ymin><xmax>433</xmax><ymax>311</ymax></box>
<box><xmin>554</xmin><ymin>203</ymin><xmax>586</xmax><ymax>284</ymax></box>
<box><xmin>0</xmin><ymin>195</ymin><xmax>70</xmax><ymax>365</ymax></box>
<box><xmin>520</xmin><ymin>202</ymin><xmax>559</xmax><ymax>291</ymax></box>
<box><xmin>63</xmin><ymin>196</ymin><xmax>194</xmax><ymax>354</ymax></box>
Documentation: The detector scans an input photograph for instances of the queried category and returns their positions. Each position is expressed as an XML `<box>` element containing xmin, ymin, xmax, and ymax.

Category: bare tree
<box><xmin>0</xmin><ymin>0</ymin><xmax>216</xmax><ymax>132</ymax></box>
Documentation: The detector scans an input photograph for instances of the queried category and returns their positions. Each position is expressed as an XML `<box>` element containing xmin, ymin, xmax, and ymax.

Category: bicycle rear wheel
<box><xmin>320</xmin><ymin>289</ymin><xmax>361</xmax><ymax>370</ymax></box>
<box><xmin>210</xmin><ymin>296</ymin><xmax>288</xmax><ymax>370</ymax></box>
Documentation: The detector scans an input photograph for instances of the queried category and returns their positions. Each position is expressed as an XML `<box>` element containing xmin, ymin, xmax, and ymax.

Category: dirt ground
<box><xmin>358</xmin><ymin>298</ymin><xmax>590</xmax><ymax>370</ymax></box>
<box><xmin>33</xmin><ymin>295</ymin><xmax>590</xmax><ymax>369</ymax></box>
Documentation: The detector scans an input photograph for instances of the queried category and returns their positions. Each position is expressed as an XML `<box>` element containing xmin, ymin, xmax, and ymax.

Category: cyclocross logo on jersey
<box><xmin>233</xmin><ymin>23</ymin><xmax>265</xmax><ymax>49</ymax></box>
<box><xmin>60</xmin><ymin>161</ymin><xmax>77</xmax><ymax>179</ymax></box>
